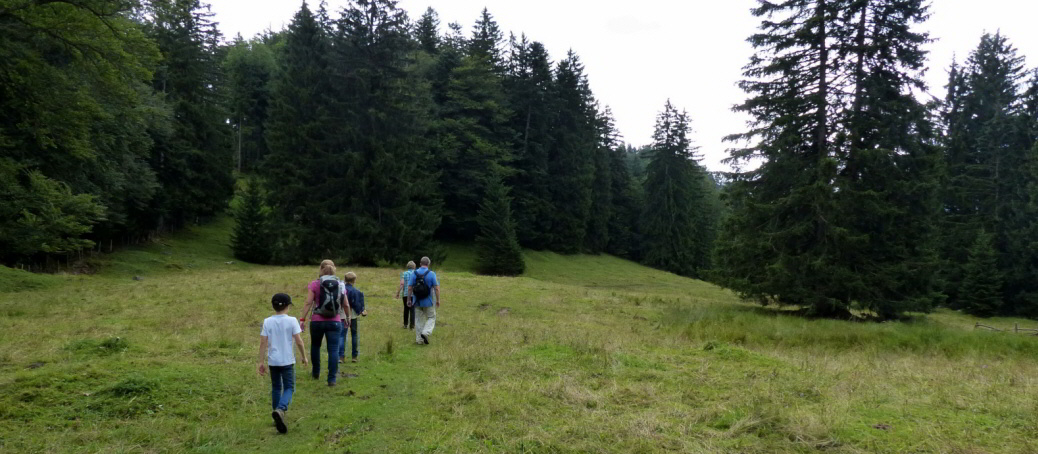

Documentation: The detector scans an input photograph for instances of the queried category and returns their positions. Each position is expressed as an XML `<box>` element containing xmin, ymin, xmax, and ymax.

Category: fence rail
<box><xmin>973</xmin><ymin>322</ymin><xmax>1038</xmax><ymax>335</ymax></box>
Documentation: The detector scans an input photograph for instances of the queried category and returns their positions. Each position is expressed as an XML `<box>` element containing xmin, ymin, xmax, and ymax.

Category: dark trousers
<box><xmin>338</xmin><ymin>318</ymin><xmax>358</xmax><ymax>359</ymax></box>
<box><xmin>269</xmin><ymin>365</ymin><xmax>295</xmax><ymax>411</ymax></box>
<box><xmin>402</xmin><ymin>297</ymin><xmax>415</xmax><ymax>328</ymax></box>
<box><xmin>309</xmin><ymin>320</ymin><xmax>340</xmax><ymax>384</ymax></box>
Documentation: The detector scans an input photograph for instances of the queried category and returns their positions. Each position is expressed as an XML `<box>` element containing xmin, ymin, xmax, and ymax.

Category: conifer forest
<box><xmin>4</xmin><ymin>0</ymin><xmax>1038</xmax><ymax>321</ymax></box>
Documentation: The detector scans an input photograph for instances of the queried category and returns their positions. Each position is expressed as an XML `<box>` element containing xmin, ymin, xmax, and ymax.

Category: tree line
<box><xmin>0</xmin><ymin>0</ymin><xmax>721</xmax><ymax>279</ymax></box>
<box><xmin>231</xmin><ymin>1</ymin><xmax>723</xmax><ymax>277</ymax></box>
<box><xmin>714</xmin><ymin>0</ymin><xmax>1038</xmax><ymax>319</ymax></box>
<box><xmin>5</xmin><ymin>0</ymin><xmax>1038</xmax><ymax>321</ymax></box>
<box><xmin>2</xmin><ymin>0</ymin><xmax>232</xmax><ymax>266</ymax></box>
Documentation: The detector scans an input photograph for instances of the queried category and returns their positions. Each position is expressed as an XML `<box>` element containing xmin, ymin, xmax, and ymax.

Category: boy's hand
<box><xmin>302</xmin><ymin>357</ymin><xmax>309</xmax><ymax>366</ymax></box>
<box><xmin>361</xmin><ymin>310</ymin><xmax>367</xmax><ymax>316</ymax></box>
<box><xmin>257</xmin><ymin>363</ymin><xmax>267</xmax><ymax>376</ymax></box>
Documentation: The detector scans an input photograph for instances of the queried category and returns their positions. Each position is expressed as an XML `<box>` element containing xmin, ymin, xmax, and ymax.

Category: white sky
<box><xmin>210</xmin><ymin>0</ymin><xmax>1038</xmax><ymax>171</ymax></box>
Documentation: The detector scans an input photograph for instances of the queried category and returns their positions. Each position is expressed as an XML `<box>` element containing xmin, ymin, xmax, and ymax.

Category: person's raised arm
<box><xmin>257</xmin><ymin>335</ymin><xmax>269</xmax><ymax>376</ymax></box>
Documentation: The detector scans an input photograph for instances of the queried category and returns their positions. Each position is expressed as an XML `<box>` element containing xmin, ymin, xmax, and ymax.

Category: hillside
<box><xmin>2</xmin><ymin>220</ymin><xmax>1038</xmax><ymax>453</ymax></box>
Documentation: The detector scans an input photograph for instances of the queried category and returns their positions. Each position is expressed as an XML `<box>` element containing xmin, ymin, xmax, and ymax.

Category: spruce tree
<box><xmin>641</xmin><ymin>101</ymin><xmax>706</xmax><ymax>277</ymax></box>
<box><xmin>959</xmin><ymin>230</ymin><xmax>1004</xmax><ymax>317</ymax></box>
<box><xmin>433</xmin><ymin>14</ymin><xmax>513</xmax><ymax>240</ymax></box>
<box><xmin>262</xmin><ymin>2</ymin><xmax>339</xmax><ymax>263</ymax></box>
<box><xmin>505</xmin><ymin>37</ymin><xmax>556</xmax><ymax>249</ymax></box>
<box><xmin>414</xmin><ymin>7</ymin><xmax>440</xmax><ymax>54</ymax></box>
<box><xmin>605</xmin><ymin>145</ymin><xmax>641</xmax><ymax>259</ymax></box>
<box><xmin>231</xmin><ymin>179</ymin><xmax>272</xmax><ymax>264</ymax></box>
<box><xmin>832</xmin><ymin>0</ymin><xmax>943</xmax><ymax>318</ymax></box>
<box><xmin>330</xmin><ymin>0</ymin><xmax>442</xmax><ymax>264</ymax></box>
<box><xmin>475</xmin><ymin>173</ymin><xmax>525</xmax><ymax>276</ymax></box>
<box><xmin>585</xmin><ymin>107</ymin><xmax>619</xmax><ymax>253</ymax></box>
<box><xmin>224</xmin><ymin>35</ymin><xmax>275</xmax><ymax>172</ymax></box>
<box><xmin>145</xmin><ymin>0</ymin><xmax>234</xmax><ymax>230</ymax></box>
<box><xmin>547</xmin><ymin>51</ymin><xmax>597</xmax><ymax>253</ymax></box>
<box><xmin>718</xmin><ymin>0</ymin><xmax>940</xmax><ymax>318</ymax></box>
<box><xmin>940</xmin><ymin>33</ymin><xmax>1033</xmax><ymax>314</ymax></box>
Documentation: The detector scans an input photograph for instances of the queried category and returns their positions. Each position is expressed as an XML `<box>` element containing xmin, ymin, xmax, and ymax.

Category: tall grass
<box><xmin>2</xmin><ymin>219</ymin><xmax>1038</xmax><ymax>452</ymax></box>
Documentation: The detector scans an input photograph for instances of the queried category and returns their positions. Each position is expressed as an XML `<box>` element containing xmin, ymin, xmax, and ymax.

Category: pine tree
<box><xmin>585</xmin><ymin>107</ymin><xmax>619</xmax><ymax>253</ymax></box>
<box><xmin>959</xmin><ymin>230</ymin><xmax>1004</xmax><ymax>317</ymax></box>
<box><xmin>832</xmin><ymin>0</ymin><xmax>943</xmax><ymax>318</ymax></box>
<box><xmin>146</xmin><ymin>0</ymin><xmax>234</xmax><ymax>230</ymax></box>
<box><xmin>414</xmin><ymin>7</ymin><xmax>440</xmax><ymax>54</ymax></box>
<box><xmin>330</xmin><ymin>0</ymin><xmax>442</xmax><ymax>264</ymax></box>
<box><xmin>718</xmin><ymin>0</ymin><xmax>940</xmax><ymax>318</ymax></box>
<box><xmin>547</xmin><ymin>51</ymin><xmax>597</xmax><ymax>252</ymax></box>
<box><xmin>475</xmin><ymin>173</ymin><xmax>525</xmax><ymax>276</ymax></box>
<box><xmin>605</xmin><ymin>145</ymin><xmax>641</xmax><ymax>259</ymax></box>
<box><xmin>468</xmin><ymin>8</ymin><xmax>504</xmax><ymax>71</ymax></box>
<box><xmin>224</xmin><ymin>35</ymin><xmax>275</xmax><ymax>172</ymax></box>
<box><xmin>231</xmin><ymin>179</ymin><xmax>272</xmax><ymax>264</ymax></box>
<box><xmin>641</xmin><ymin>101</ymin><xmax>707</xmax><ymax>277</ymax></box>
<box><xmin>505</xmin><ymin>37</ymin><xmax>556</xmax><ymax>249</ymax></box>
<box><xmin>262</xmin><ymin>2</ymin><xmax>340</xmax><ymax>263</ymax></box>
<box><xmin>940</xmin><ymin>33</ymin><xmax>1033</xmax><ymax>314</ymax></box>
<box><xmin>433</xmin><ymin>21</ymin><xmax>513</xmax><ymax>240</ymax></box>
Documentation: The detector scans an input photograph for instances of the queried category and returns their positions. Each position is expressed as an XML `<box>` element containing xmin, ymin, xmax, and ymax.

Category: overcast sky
<box><xmin>209</xmin><ymin>0</ymin><xmax>1038</xmax><ymax>171</ymax></box>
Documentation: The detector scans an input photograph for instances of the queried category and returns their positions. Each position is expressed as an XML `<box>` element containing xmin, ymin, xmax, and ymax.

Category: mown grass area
<box><xmin>2</xmin><ymin>220</ymin><xmax>1038</xmax><ymax>453</ymax></box>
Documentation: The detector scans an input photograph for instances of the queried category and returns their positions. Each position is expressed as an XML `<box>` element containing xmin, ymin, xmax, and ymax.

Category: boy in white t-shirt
<box><xmin>257</xmin><ymin>293</ymin><xmax>307</xmax><ymax>434</ymax></box>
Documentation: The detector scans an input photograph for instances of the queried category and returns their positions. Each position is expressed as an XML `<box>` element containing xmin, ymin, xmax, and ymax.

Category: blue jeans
<box><xmin>338</xmin><ymin>318</ymin><xmax>358</xmax><ymax>359</ymax></box>
<box><xmin>309</xmin><ymin>321</ymin><xmax>341</xmax><ymax>384</ymax></box>
<box><xmin>269</xmin><ymin>365</ymin><xmax>295</xmax><ymax>411</ymax></box>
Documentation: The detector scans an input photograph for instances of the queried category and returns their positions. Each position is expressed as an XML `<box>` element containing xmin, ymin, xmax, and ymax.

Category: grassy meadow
<box><xmin>2</xmin><ymin>219</ymin><xmax>1038</xmax><ymax>453</ymax></box>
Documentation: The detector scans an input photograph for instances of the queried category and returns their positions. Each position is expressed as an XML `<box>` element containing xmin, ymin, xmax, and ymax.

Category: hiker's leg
<box><xmin>409</xmin><ymin>303</ymin><xmax>416</xmax><ymax>329</ymax></box>
<box><xmin>350</xmin><ymin>318</ymin><xmax>359</xmax><ymax>359</ymax></box>
<box><xmin>324</xmin><ymin>322</ymin><xmax>339</xmax><ymax>384</ymax></box>
<box><xmin>422</xmin><ymin>306</ymin><xmax>436</xmax><ymax>336</ymax></box>
<box><xmin>402</xmin><ymin>298</ymin><xmax>408</xmax><ymax>326</ymax></box>
<box><xmin>415</xmin><ymin>307</ymin><xmax>427</xmax><ymax>342</ymax></box>
<box><xmin>270</xmin><ymin>365</ymin><xmax>282</xmax><ymax>411</ymax></box>
<box><xmin>309</xmin><ymin>322</ymin><xmax>322</xmax><ymax>379</ymax></box>
<box><xmin>278</xmin><ymin>365</ymin><xmax>295</xmax><ymax>410</ymax></box>
<box><xmin>337</xmin><ymin>320</ymin><xmax>346</xmax><ymax>361</ymax></box>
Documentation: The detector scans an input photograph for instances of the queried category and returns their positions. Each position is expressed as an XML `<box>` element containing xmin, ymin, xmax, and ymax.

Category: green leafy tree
<box><xmin>0</xmin><ymin>0</ymin><xmax>162</xmax><ymax>264</ymax></box>
<box><xmin>475</xmin><ymin>173</ymin><xmax>525</xmax><ymax>276</ymax></box>
<box><xmin>0</xmin><ymin>162</ymin><xmax>104</xmax><ymax>264</ymax></box>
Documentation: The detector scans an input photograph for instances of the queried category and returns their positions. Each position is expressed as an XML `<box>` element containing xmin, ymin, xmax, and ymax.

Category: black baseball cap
<box><xmin>272</xmin><ymin>293</ymin><xmax>293</xmax><ymax>310</ymax></box>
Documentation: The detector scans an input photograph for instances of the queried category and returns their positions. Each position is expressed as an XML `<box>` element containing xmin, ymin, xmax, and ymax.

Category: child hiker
<box><xmin>257</xmin><ymin>293</ymin><xmax>307</xmax><ymax>434</ymax></box>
